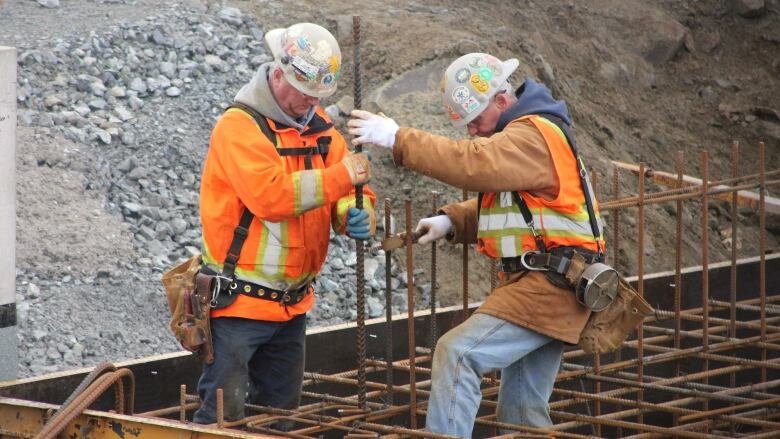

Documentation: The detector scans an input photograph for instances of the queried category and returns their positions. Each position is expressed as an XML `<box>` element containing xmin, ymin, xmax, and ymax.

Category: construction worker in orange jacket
<box><xmin>348</xmin><ymin>53</ymin><xmax>604</xmax><ymax>437</ymax></box>
<box><xmin>194</xmin><ymin>23</ymin><xmax>376</xmax><ymax>427</ymax></box>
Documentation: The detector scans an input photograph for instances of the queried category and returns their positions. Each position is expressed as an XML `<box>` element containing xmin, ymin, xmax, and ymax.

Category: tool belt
<box><xmin>200</xmin><ymin>266</ymin><xmax>311</xmax><ymax>309</ymax></box>
<box><xmin>501</xmin><ymin>246</ymin><xmax>618</xmax><ymax>312</ymax></box>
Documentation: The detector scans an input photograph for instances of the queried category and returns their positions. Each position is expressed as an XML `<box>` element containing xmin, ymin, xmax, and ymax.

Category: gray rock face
<box><xmin>733</xmin><ymin>0</ymin><xmax>766</xmax><ymax>18</ymax></box>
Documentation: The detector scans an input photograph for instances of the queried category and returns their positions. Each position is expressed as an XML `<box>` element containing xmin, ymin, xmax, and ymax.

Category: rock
<box><xmin>336</xmin><ymin>95</ymin><xmax>355</xmax><ymax>115</ymax></box>
<box><xmin>204</xmin><ymin>54</ymin><xmax>223</xmax><ymax>66</ymax></box>
<box><xmin>37</xmin><ymin>0</ymin><xmax>59</xmax><ymax>8</ymax></box>
<box><xmin>108</xmin><ymin>86</ymin><xmax>127</xmax><ymax>98</ymax></box>
<box><xmin>733</xmin><ymin>0</ymin><xmax>766</xmax><ymax>18</ymax></box>
<box><xmin>598</xmin><ymin>62</ymin><xmax>630</xmax><ymax>86</ymax></box>
<box><xmin>165</xmin><ymin>86</ymin><xmax>181</xmax><ymax>97</ymax></box>
<box><xmin>533</xmin><ymin>54</ymin><xmax>555</xmax><ymax>83</ymax></box>
<box><xmin>114</xmin><ymin>106</ymin><xmax>134</xmax><ymax>121</ymax></box>
<box><xmin>364</xmin><ymin>258</ymin><xmax>379</xmax><ymax>280</ymax></box>
<box><xmin>698</xmin><ymin>86</ymin><xmax>718</xmax><ymax>103</ymax></box>
<box><xmin>129</xmin><ymin>77</ymin><xmax>147</xmax><ymax>94</ymax></box>
<box><xmin>159</xmin><ymin>61</ymin><xmax>177</xmax><ymax>78</ymax></box>
<box><xmin>367</xmin><ymin>296</ymin><xmax>384</xmax><ymax>318</ymax></box>
<box><xmin>218</xmin><ymin>7</ymin><xmax>243</xmax><ymax>26</ymax></box>
<box><xmin>88</xmin><ymin>98</ymin><xmax>107</xmax><ymax>110</ymax></box>
<box><xmin>641</xmin><ymin>17</ymin><xmax>688</xmax><ymax>66</ymax></box>
<box><xmin>94</xmin><ymin>129</ymin><xmax>112</xmax><ymax>144</ymax></box>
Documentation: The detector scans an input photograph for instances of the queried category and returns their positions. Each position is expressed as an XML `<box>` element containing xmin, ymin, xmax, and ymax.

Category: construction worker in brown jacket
<box><xmin>348</xmin><ymin>53</ymin><xmax>606</xmax><ymax>437</ymax></box>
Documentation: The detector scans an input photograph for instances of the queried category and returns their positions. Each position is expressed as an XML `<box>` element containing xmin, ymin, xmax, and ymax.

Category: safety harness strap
<box><xmin>537</xmin><ymin>113</ymin><xmax>604</xmax><ymax>261</ymax></box>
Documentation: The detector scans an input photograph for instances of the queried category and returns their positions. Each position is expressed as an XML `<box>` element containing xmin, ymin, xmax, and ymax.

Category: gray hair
<box><xmin>497</xmin><ymin>79</ymin><xmax>513</xmax><ymax>95</ymax></box>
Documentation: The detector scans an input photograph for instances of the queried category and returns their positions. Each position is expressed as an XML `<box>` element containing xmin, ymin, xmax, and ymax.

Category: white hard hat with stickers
<box><xmin>441</xmin><ymin>53</ymin><xmax>519</xmax><ymax>127</ymax></box>
<box><xmin>264</xmin><ymin>23</ymin><xmax>342</xmax><ymax>98</ymax></box>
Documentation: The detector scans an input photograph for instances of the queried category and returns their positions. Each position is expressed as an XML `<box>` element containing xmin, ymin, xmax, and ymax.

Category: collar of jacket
<box><xmin>495</xmin><ymin>77</ymin><xmax>572</xmax><ymax>133</ymax></box>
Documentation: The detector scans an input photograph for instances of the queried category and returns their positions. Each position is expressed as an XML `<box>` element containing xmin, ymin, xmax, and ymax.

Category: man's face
<box><xmin>271</xmin><ymin>68</ymin><xmax>321</xmax><ymax>118</ymax></box>
<box><xmin>466</xmin><ymin>93</ymin><xmax>510</xmax><ymax>137</ymax></box>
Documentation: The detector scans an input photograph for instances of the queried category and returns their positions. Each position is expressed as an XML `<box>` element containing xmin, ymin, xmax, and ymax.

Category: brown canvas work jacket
<box><xmin>392</xmin><ymin>117</ymin><xmax>591</xmax><ymax>344</ymax></box>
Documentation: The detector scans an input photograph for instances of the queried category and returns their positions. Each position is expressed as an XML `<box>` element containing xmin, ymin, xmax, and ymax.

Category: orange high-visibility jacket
<box><xmin>200</xmin><ymin>106</ymin><xmax>375</xmax><ymax>322</ymax></box>
<box><xmin>477</xmin><ymin>115</ymin><xmax>604</xmax><ymax>258</ymax></box>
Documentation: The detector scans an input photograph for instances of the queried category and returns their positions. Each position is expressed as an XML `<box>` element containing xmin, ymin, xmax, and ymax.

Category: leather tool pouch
<box><xmin>578</xmin><ymin>276</ymin><xmax>654</xmax><ymax>354</ymax></box>
<box><xmin>161</xmin><ymin>255</ymin><xmax>216</xmax><ymax>364</ymax></box>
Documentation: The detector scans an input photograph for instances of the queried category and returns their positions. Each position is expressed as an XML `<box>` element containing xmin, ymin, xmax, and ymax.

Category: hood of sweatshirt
<box><xmin>496</xmin><ymin>77</ymin><xmax>571</xmax><ymax>132</ymax></box>
<box><xmin>233</xmin><ymin>62</ymin><xmax>315</xmax><ymax>132</ymax></box>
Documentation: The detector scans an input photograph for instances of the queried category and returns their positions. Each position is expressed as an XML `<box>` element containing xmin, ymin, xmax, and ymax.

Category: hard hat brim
<box><xmin>264</xmin><ymin>28</ymin><xmax>285</xmax><ymax>59</ymax></box>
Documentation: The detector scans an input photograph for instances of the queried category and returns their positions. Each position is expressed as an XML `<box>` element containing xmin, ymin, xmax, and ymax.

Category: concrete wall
<box><xmin>0</xmin><ymin>46</ymin><xmax>17</xmax><ymax>381</ymax></box>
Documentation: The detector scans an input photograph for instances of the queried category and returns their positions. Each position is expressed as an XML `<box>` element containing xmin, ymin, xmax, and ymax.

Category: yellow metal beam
<box><xmin>0</xmin><ymin>397</ymin><xmax>282</xmax><ymax>439</ymax></box>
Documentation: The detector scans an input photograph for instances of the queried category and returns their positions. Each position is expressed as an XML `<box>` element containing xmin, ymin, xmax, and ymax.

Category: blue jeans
<box><xmin>193</xmin><ymin>315</ymin><xmax>306</xmax><ymax>426</ymax></box>
<box><xmin>425</xmin><ymin>313</ymin><xmax>563</xmax><ymax>437</ymax></box>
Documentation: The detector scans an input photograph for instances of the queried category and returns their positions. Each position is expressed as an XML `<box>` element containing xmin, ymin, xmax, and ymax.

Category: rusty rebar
<box><xmin>729</xmin><ymin>142</ymin><xmax>739</xmax><ymax>437</ymax></box>
<box><xmin>637</xmin><ymin>162</ymin><xmax>646</xmax><ymax>429</ymax></box>
<box><xmin>759</xmin><ymin>142</ymin><xmax>767</xmax><ymax>387</ymax></box>
<box><xmin>352</xmin><ymin>14</ymin><xmax>368</xmax><ymax>411</ymax></box>
<box><xmin>430</xmin><ymin>190</ymin><xmax>439</xmax><ymax>350</ymax></box>
<box><xmin>405</xmin><ymin>199</ymin><xmax>417</xmax><ymax>429</ymax></box>
<box><xmin>462</xmin><ymin>189</ymin><xmax>469</xmax><ymax>322</ymax></box>
<box><xmin>383</xmin><ymin>198</ymin><xmax>394</xmax><ymax>406</ymax></box>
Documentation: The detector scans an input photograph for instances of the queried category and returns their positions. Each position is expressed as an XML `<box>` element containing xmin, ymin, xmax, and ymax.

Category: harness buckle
<box><xmin>520</xmin><ymin>251</ymin><xmax>546</xmax><ymax>271</ymax></box>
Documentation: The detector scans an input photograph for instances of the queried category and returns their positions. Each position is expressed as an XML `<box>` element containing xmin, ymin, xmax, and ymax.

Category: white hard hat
<box><xmin>264</xmin><ymin>23</ymin><xmax>342</xmax><ymax>98</ymax></box>
<box><xmin>441</xmin><ymin>53</ymin><xmax>519</xmax><ymax>127</ymax></box>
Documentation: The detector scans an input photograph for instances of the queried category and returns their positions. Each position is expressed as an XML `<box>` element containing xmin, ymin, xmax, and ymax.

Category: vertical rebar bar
<box><xmin>179</xmin><ymin>384</ymin><xmax>186</xmax><ymax>422</ymax></box>
<box><xmin>591</xmin><ymin>169</ymin><xmax>602</xmax><ymax>438</ymax></box>
<box><xmin>759</xmin><ymin>142</ymin><xmax>767</xmax><ymax>384</ymax></box>
<box><xmin>405</xmin><ymin>200</ymin><xmax>417</xmax><ymax>429</ymax></box>
<box><xmin>612</xmin><ymin>164</ymin><xmax>624</xmax><ymax>438</ymax></box>
<box><xmin>673</xmin><ymin>150</ymin><xmax>684</xmax><ymax>433</ymax></box>
<box><xmin>383</xmin><ymin>198</ymin><xmax>394</xmax><ymax>406</ymax></box>
<box><xmin>637</xmin><ymin>163</ymin><xmax>646</xmax><ymax>429</ymax></box>
<box><xmin>216</xmin><ymin>388</ymin><xmax>224</xmax><ymax>428</ymax></box>
<box><xmin>352</xmin><ymin>14</ymin><xmax>367</xmax><ymax>411</ymax></box>
<box><xmin>430</xmin><ymin>191</ymin><xmax>439</xmax><ymax>351</ymax></box>
<box><xmin>462</xmin><ymin>189</ymin><xmax>469</xmax><ymax>322</ymax></box>
<box><xmin>729</xmin><ymin>142</ymin><xmax>739</xmax><ymax>437</ymax></box>
<box><xmin>701</xmin><ymin>150</ymin><xmax>711</xmax><ymax>428</ymax></box>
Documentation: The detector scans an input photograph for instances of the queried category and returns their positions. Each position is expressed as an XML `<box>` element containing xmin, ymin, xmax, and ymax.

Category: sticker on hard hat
<box><xmin>478</xmin><ymin>67</ymin><xmax>493</xmax><ymax>81</ymax></box>
<box><xmin>469</xmin><ymin>56</ymin><xmax>486</xmax><ymax>69</ymax></box>
<box><xmin>297</xmin><ymin>35</ymin><xmax>312</xmax><ymax>52</ymax></box>
<box><xmin>488</xmin><ymin>62</ymin><xmax>502</xmax><ymax>77</ymax></box>
<box><xmin>470</xmin><ymin>74</ymin><xmax>489</xmax><ymax>93</ymax></box>
<box><xmin>455</xmin><ymin>68</ymin><xmax>470</xmax><ymax>83</ymax></box>
<box><xmin>445</xmin><ymin>105</ymin><xmax>461</xmax><ymax>121</ymax></box>
<box><xmin>462</xmin><ymin>96</ymin><xmax>480</xmax><ymax>113</ymax></box>
<box><xmin>292</xmin><ymin>57</ymin><xmax>319</xmax><ymax>79</ymax></box>
<box><xmin>321</xmin><ymin>73</ymin><xmax>335</xmax><ymax>86</ymax></box>
<box><xmin>452</xmin><ymin>86</ymin><xmax>470</xmax><ymax>104</ymax></box>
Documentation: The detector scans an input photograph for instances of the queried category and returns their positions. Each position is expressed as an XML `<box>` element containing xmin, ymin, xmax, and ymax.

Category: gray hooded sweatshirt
<box><xmin>233</xmin><ymin>62</ymin><xmax>315</xmax><ymax>132</ymax></box>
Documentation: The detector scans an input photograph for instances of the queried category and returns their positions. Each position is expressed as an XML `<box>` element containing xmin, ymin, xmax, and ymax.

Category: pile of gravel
<box><xmin>14</xmin><ymin>4</ymin><xmax>431</xmax><ymax>377</ymax></box>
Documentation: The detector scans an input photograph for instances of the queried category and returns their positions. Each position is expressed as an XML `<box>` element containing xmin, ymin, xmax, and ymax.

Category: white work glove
<box><xmin>347</xmin><ymin>110</ymin><xmax>399</xmax><ymax>150</ymax></box>
<box><xmin>415</xmin><ymin>215</ymin><xmax>453</xmax><ymax>245</ymax></box>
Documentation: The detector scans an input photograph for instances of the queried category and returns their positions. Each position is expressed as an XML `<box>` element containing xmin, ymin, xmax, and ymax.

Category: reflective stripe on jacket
<box><xmin>200</xmin><ymin>106</ymin><xmax>375</xmax><ymax>322</ymax></box>
<box><xmin>476</xmin><ymin>115</ymin><xmax>604</xmax><ymax>258</ymax></box>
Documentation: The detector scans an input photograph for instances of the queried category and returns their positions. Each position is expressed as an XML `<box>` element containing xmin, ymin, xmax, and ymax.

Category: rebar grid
<box><xmin>133</xmin><ymin>147</ymin><xmax>779</xmax><ymax>438</ymax></box>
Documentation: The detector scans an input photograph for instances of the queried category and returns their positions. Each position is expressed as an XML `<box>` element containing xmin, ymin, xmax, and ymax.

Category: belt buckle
<box><xmin>520</xmin><ymin>251</ymin><xmax>546</xmax><ymax>271</ymax></box>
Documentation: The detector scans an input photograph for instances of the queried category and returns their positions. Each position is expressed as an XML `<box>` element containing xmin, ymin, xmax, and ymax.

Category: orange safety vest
<box><xmin>200</xmin><ymin>106</ymin><xmax>375</xmax><ymax>322</ymax></box>
<box><xmin>477</xmin><ymin>115</ymin><xmax>604</xmax><ymax>258</ymax></box>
